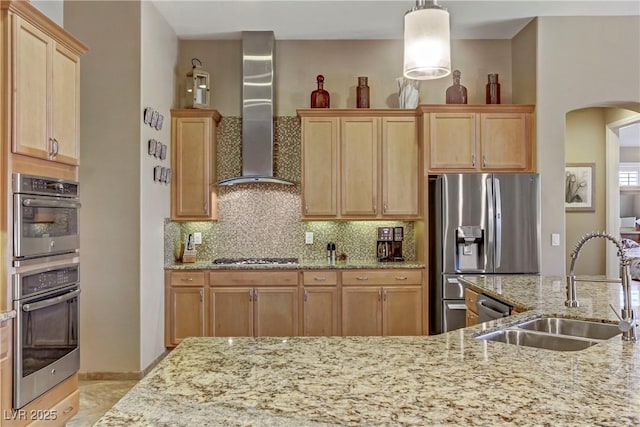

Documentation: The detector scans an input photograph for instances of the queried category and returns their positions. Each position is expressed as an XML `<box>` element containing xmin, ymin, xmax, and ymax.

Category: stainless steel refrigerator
<box><xmin>430</xmin><ymin>173</ymin><xmax>540</xmax><ymax>334</ymax></box>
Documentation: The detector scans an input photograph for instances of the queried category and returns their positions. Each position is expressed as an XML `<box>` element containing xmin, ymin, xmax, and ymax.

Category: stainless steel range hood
<box><xmin>216</xmin><ymin>31</ymin><xmax>295</xmax><ymax>186</ymax></box>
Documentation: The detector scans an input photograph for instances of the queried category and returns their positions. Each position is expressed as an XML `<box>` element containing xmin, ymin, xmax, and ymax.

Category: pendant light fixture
<box><xmin>403</xmin><ymin>0</ymin><xmax>451</xmax><ymax>80</ymax></box>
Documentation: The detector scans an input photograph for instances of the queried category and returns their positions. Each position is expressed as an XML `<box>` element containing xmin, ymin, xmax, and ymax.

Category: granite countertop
<box><xmin>0</xmin><ymin>311</ymin><xmax>16</xmax><ymax>322</ymax></box>
<box><xmin>166</xmin><ymin>260</ymin><xmax>426</xmax><ymax>270</ymax></box>
<box><xmin>96</xmin><ymin>276</ymin><xmax>640</xmax><ymax>426</ymax></box>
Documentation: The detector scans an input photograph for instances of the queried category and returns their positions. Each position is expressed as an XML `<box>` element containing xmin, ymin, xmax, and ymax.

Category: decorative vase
<box><xmin>486</xmin><ymin>73</ymin><xmax>501</xmax><ymax>104</ymax></box>
<box><xmin>311</xmin><ymin>75</ymin><xmax>330</xmax><ymax>108</ymax></box>
<box><xmin>397</xmin><ymin>77</ymin><xmax>420</xmax><ymax>109</ymax></box>
<box><xmin>356</xmin><ymin>76</ymin><xmax>370</xmax><ymax>108</ymax></box>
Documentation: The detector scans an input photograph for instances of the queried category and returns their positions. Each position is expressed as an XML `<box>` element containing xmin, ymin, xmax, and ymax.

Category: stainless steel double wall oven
<box><xmin>11</xmin><ymin>173</ymin><xmax>81</xmax><ymax>408</ymax></box>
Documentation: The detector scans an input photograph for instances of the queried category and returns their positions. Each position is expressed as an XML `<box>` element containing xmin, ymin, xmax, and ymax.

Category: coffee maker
<box><xmin>377</xmin><ymin>227</ymin><xmax>404</xmax><ymax>262</ymax></box>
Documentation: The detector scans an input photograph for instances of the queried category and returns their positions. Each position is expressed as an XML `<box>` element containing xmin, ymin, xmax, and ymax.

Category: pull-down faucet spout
<box><xmin>566</xmin><ymin>231</ymin><xmax>637</xmax><ymax>342</ymax></box>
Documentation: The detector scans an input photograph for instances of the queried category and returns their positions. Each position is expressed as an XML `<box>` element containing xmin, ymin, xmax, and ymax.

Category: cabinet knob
<box><xmin>373</xmin><ymin>200</ymin><xmax>377</xmax><ymax>214</ymax></box>
<box><xmin>378</xmin><ymin>289</ymin><xmax>382</xmax><ymax>301</ymax></box>
<box><xmin>383</xmin><ymin>290</ymin><xmax>387</xmax><ymax>301</ymax></box>
<box><xmin>253</xmin><ymin>289</ymin><xmax>258</xmax><ymax>301</ymax></box>
<box><xmin>356</xmin><ymin>276</ymin><xmax>368</xmax><ymax>281</ymax></box>
<box><xmin>199</xmin><ymin>289</ymin><xmax>203</xmax><ymax>301</ymax></box>
<box><xmin>305</xmin><ymin>203</ymin><xmax>309</xmax><ymax>213</ymax></box>
<box><xmin>395</xmin><ymin>276</ymin><xmax>407</xmax><ymax>281</ymax></box>
<box><xmin>482</xmin><ymin>155</ymin><xmax>487</xmax><ymax>168</ymax></box>
<box><xmin>471</xmin><ymin>153</ymin><xmax>476</xmax><ymax>167</ymax></box>
<box><xmin>181</xmin><ymin>277</ymin><xmax>194</xmax><ymax>282</ymax></box>
<box><xmin>62</xmin><ymin>405</ymin><xmax>74</xmax><ymax>415</ymax></box>
<box><xmin>313</xmin><ymin>277</ymin><xmax>326</xmax><ymax>281</ymax></box>
<box><xmin>248</xmin><ymin>290</ymin><xmax>253</xmax><ymax>301</ymax></box>
<box><xmin>304</xmin><ymin>290</ymin><xmax>309</xmax><ymax>302</ymax></box>
<box><xmin>53</xmin><ymin>138</ymin><xmax>59</xmax><ymax>156</ymax></box>
<box><xmin>383</xmin><ymin>202</ymin><xmax>387</xmax><ymax>213</ymax></box>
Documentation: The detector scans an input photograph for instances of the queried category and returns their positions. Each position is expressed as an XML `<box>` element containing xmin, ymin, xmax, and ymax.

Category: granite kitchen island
<box><xmin>95</xmin><ymin>276</ymin><xmax>640</xmax><ymax>426</ymax></box>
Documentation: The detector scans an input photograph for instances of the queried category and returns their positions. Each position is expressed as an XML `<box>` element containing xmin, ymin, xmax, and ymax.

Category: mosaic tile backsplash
<box><xmin>164</xmin><ymin>117</ymin><xmax>416</xmax><ymax>263</ymax></box>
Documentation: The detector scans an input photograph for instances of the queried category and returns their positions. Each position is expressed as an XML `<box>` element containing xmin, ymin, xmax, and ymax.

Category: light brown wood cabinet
<box><xmin>171</xmin><ymin>109</ymin><xmax>221</xmax><ymax>221</ymax></box>
<box><xmin>10</xmin><ymin>9</ymin><xmax>86</xmax><ymax>166</ymax></box>
<box><xmin>209</xmin><ymin>271</ymin><xmax>299</xmax><ymax>337</ymax></box>
<box><xmin>302</xmin><ymin>271</ymin><xmax>339</xmax><ymax>336</ymax></box>
<box><xmin>465</xmin><ymin>287</ymin><xmax>480</xmax><ymax>327</ymax></box>
<box><xmin>299</xmin><ymin>109</ymin><xmax>420</xmax><ymax>220</ymax></box>
<box><xmin>341</xmin><ymin>270</ymin><xmax>423</xmax><ymax>336</ymax></box>
<box><xmin>165</xmin><ymin>271</ymin><xmax>207</xmax><ymax>347</ymax></box>
<box><xmin>421</xmin><ymin>105</ymin><xmax>534</xmax><ymax>173</ymax></box>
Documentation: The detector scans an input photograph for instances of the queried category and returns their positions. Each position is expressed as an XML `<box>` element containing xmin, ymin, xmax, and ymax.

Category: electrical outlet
<box><xmin>193</xmin><ymin>232</ymin><xmax>202</xmax><ymax>244</ymax></box>
<box><xmin>305</xmin><ymin>232</ymin><xmax>314</xmax><ymax>244</ymax></box>
<box><xmin>551</xmin><ymin>233</ymin><xmax>560</xmax><ymax>247</ymax></box>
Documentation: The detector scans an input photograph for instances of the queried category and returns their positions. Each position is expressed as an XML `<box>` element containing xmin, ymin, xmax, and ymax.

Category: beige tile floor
<box><xmin>66</xmin><ymin>380</ymin><xmax>138</xmax><ymax>427</ymax></box>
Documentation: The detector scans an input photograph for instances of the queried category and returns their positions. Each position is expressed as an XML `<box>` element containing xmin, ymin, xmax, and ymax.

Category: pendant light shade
<box><xmin>403</xmin><ymin>0</ymin><xmax>451</xmax><ymax>80</ymax></box>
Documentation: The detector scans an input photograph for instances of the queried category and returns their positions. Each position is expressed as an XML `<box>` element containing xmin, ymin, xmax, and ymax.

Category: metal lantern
<box><xmin>186</xmin><ymin>58</ymin><xmax>210</xmax><ymax>108</ymax></box>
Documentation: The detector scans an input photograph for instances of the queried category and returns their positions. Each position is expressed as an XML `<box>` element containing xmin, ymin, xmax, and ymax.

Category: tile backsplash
<box><xmin>164</xmin><ymin>116</ymin><xmax>416</xmax><ymax>264</ymax></box>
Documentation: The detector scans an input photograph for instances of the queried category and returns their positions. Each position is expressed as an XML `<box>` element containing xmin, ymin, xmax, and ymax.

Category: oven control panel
<box><xmin>13</xmin><ymin>173</ymin><xmax>79</xmax><ymax>198</ymax></box>
<box><xmin>15</xmin><ymin>265</ymin><xmax>79</xmax><ymax>299</ymax></box>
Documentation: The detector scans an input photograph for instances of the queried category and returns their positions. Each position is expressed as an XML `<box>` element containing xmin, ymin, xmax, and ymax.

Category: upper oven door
<box><xmin>13</xmin><ymin>194</ymin><xmax>81</xmax><ymax>259</ymax></box>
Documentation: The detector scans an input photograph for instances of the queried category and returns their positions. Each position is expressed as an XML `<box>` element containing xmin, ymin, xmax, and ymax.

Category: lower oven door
<box><xmin>14</xmin><ymin>284</ymin><xmax>80</xmax><ymax>409</ymax></box>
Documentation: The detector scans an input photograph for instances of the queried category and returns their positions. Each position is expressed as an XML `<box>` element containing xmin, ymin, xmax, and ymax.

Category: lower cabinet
<box><xmin>165</xmin><ymin>271</ymin><xmax>207</xmax><ymax>347</ymax></box>
<box><xmin>165</xmin><ymin>268</ymin><xmax>425</xmax><ymax>345</ymax></box>
<box><xmin>209</xmin><ymin>271</ymin><xmax>299</xmax><ymax>337</ymax></box>
<box><xmin>465</xmin><ymin>287</ymin><xmax>480</xmax><ymax>327</ymax></box>
<box><xmin>341</xmin><ymin>270</ymin><xmax>423</xmax><ymax>336</ymax></box>
<box><xmin>302</xmin><ymin>271</ymin><xmax>339</xmax><ymax>336</ymax></box>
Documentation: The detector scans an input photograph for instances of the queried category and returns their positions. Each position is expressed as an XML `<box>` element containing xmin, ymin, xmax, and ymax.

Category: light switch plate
<box><xmin>193</xmin><ymin>232</ymin><xmax>202</xmax><ymax>244</ymax></box>
<box><xmin>551</xmin><ymin>233</ymin><xmax>560</xmax><ymax>246</ymax></box>
<box><xmin>305</xmin><ymin>232</ymin><xmax>314</xmax><ymax>244</ymax></box>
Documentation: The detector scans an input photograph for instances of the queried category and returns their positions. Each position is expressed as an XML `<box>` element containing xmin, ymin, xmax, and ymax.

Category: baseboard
<box><xmin>79</xmin><ymin>350</ymin><xmax>170</xmax><ymax>381</ymax></box>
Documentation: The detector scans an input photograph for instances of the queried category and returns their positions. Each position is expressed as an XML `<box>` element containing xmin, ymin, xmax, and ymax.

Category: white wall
<box><xmin>536</xmin><ymin>16</ymin><xmax>640</xmax><ymax>275</ymax></box>
<box><xmin>65</xmin><ymin>0</ymin><xmax>142</xmax><ymax>373</ymax></box>
<box><xmin>140</xmin><ymin>1</ymin><xmax>177</xmax><ymax>370</ymax></box>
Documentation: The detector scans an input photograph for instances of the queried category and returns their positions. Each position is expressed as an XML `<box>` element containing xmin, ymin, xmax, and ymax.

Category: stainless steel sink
<box><xmin>478</xmin><ymin>329</ymin><xmax>598</xmax><ymax>351</ymax></box>
<box><xmin>517</xmin><ymin>317</ymin><xmax>621</xmax><ymax>341</ymax></box>
<box><xmin>475</xmin><ymin>316</ymin><xmax>622</xmax><ymax>351</ymax></box>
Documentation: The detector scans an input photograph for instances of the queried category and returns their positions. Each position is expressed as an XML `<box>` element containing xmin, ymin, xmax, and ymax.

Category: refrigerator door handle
<box><xmin>486</xmin><ymin>176</ymin><xmax>495</xmax><ymax>270</ymax></box>
<box><xmin>495</xmin><ymin>177</ymin><xmax>502</xmax><ymax>269</ymax></box>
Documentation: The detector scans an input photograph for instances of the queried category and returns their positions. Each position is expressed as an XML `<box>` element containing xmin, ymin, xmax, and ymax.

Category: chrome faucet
<box><xmin>566</xmin><ymin>231</ymin><xmax>637</xmax><ymax>341</ymax></box>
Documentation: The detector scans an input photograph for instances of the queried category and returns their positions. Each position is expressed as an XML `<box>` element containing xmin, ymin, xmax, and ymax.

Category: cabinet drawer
<box><xmin>342</xmin><ymin>270</ymin><xmax>422</xmax><ymax>286</ymax></box>
<box><xmin>169</xmin><ymin>271</ymin><xmax>206</xmax><ymax>287</ymax></box>
<box><xmin>30</xmin><ymin>390</ymin><xmax>79</xmax><ymax>426</ymax></box>
<box><xmin>209</xmin><ymin>271</ymin><xmax>299</xmax><ymax>286</ymax></box>
<box><xmin>465</xmin><ymin>287</ymin><xmax>480</xmax><ymax>314</ymax></box>
<box><xmin>302</xmin><ymin>271</ymin><xmax>338</xmax><ymax>286</ymax></box>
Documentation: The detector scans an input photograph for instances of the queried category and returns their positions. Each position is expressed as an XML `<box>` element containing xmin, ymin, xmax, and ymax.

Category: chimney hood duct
<box><xmin>216</xmin><ymin>31</ymin><xmax>295</xmax><ymax>186</ymax></box>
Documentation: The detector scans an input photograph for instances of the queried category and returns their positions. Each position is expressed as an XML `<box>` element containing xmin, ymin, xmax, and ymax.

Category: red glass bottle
<box><xmin>311</xmin><ymin>75</ymin><xmax>330</xmax><ymax>108</ymax></box>
<box><xmin>356</xmin><ymin>76</ymin><xmax>370</xmax><ymax>108</ymax></box>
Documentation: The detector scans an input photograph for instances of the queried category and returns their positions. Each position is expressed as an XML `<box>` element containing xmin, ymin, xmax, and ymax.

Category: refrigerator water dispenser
<box><xmin>455</xmin><ymin>226</ymin><xmax>484</xmax><ymax>271</ymax></box>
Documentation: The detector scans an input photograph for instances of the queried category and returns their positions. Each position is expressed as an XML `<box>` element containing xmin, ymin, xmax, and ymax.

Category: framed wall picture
<box><xmin>565</xmin><ymin>163</ymin><xmax>595</xmax><ymax>212</ymax></box>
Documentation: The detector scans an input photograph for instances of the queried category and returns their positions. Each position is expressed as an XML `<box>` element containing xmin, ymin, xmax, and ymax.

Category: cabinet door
<box><xmin>466</xmin><ymin>310</ymin><xmax>480</xmax><ymax>327</ymax></box>
<box><xmin>168</xmin><ymin>287</ymin><xmax>206</xmax><ymax>345</ymax></box>
<box><xmin>382</xmin><ymin>286</ymin><xmax>422</xmax><ymax>336</ymax></box>
<box><xmin>254</xmin><ymin>287</ymin><xmax>299</xmax><ymax>337</ymax></box>
<box><xmin>302</xmin><ymin>287</ymin><xmax>339</xmax><ymax>336</ymax></box>
<box><xmin>428</xmin><ymin>113</ymin><xmax>478</xmax><ymax>171</ymax></box>
<box><xmin>301</xmin><ymin>117</ymin><xmax>338</xmax><ymax>217</ymax></box>
<box><xmin>13</xmin><ymin>16</ymin><xmax>51</xmax><ymax>161</ymax></box>
<box><xmin>209</xmin><ymin>287</ymin><xmax>253</xmax><ymax>337</ymax></box>
<box><xmin>171</xmin><ymin>113</ymin><xmax>215</xmax><ymax>220</ymax></box>
<box><xmin>341</xmin><ymin>117</ymin><xmax>378</xmax><ymax>216</ymax></box>
<box><xmin>381</xmin><ymin>117</ymin><xmax>419</xmax><ymax>216</ymax></box>
<box><xmin>341</xmin><ymin>287</ymin><xmax>382</xmax><ymax>336</ymax></box>
<box><xmin>51</xmin><ymin>42</ymin><xmax>81</xmax><ymax>165</ymax></box>
<box><xmin>480</xmin><ymin>113</ymin><xmax>530</xmax><ymax>170</ymax></box>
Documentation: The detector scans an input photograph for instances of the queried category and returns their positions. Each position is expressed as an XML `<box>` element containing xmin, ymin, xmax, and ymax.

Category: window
<box><xmin>619</xmin><ymin>163</ymin><xmax>640</xmax><ymax>189</ymax></box>
<box><xmin>619</xmin><ymin>171</ymin><xmax>639</xmax><ymax>186</ymax></box>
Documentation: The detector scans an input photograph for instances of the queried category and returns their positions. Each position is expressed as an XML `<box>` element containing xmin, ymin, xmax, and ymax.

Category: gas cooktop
<box><xmin>212</xmin><ymin>257</ymin><xmax>299</xmax><ymax>265</ymax></box>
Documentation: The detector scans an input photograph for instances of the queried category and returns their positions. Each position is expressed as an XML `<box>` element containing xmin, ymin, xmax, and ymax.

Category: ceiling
<box><xmin>151</xmin><ymin>0</ymin><xmax>640</xmax><ymax>40</ymax></box>
<box><xmin>620</xmin><ymin>122</ymin><xmax>640</xmax><ymax>148</ymax></box>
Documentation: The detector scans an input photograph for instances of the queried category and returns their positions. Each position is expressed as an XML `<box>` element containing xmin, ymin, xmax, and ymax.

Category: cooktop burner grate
<box><xmin>212</xmin><ymin>257</ymin><xmax>299</xmax><ymax>265</ymax></box>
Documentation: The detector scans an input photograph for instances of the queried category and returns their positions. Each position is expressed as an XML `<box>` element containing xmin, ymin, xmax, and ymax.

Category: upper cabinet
<box><xmin>420</xmin><ymin>105</ymin><xmax>535</xmax><ymax>173</ymax></box>
<box><xmin>10</xmin><ymin>9</ymin><xmax>87</xmax><ymax>166</ymax></box>
<box><xmin>298</xmin><ymin>109</ymin><xmax>420</xmax><ymax>220</ymax></box>
<box><xmin>171</xmin><ymin>109</ymin><xmax>221</xmax><ymax>221</ymax></box>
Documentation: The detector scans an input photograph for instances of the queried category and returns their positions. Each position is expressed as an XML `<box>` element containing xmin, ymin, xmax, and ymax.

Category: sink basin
<box><xmin>475</xmin><ymin>316</ymin><xmax>622</xmax><ymax>351</ymax></box>
<box><xmin>517</xmin><ymin>317</ymin><xmax>621</xmax><ymax>341</ymax></box>
<box><xmin>478</xmin><ymin>329</ymin><xmax>598</xmax><ymax>351</ymax></box>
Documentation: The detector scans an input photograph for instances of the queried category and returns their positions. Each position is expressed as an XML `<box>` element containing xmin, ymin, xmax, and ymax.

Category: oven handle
<box><xmin>22</xmin><ymin>198</ymin><xmax>81</xmax><ymax>209</ymax></box>
<box><xmin>22</xmin><ymin>289</ymin><xmax>81</xmax><ymax>312</ymax></box>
